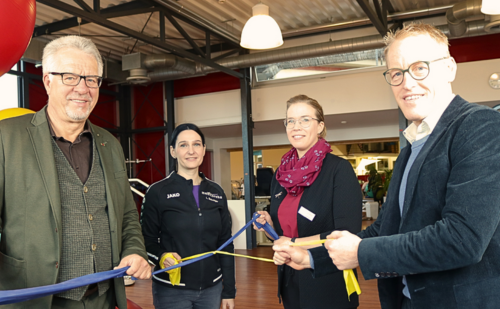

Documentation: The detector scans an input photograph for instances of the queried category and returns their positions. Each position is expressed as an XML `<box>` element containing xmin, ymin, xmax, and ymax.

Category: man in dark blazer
<box><xmin>274</xmin><ymin>23</ymin><xmax>500</xmax><ymax>309</ymax></box>
<box><xmin>0</xmin><ymin>36</ymin><xmax>151</xmax><ymax>308</ymax></box>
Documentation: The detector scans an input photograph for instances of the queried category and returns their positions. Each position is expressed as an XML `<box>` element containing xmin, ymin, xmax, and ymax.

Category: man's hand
<box><xmin>221</xmin><ymin>298</ymin><xmax>235</xmax><ymax>309</ymax></box>
<box><xmin>272</xmin><ymin>244</ymin><xmax>311</xmax><ymax>270</ymax></box>
<box><xmin>115</xmin><ymin>254</ymin><xmax>152</xmax><ymax>279</ymax></box>
<box><xmin>325</xmin><ymin>231</ymin><xmax>362</xmax><ymax>270</ymax></box>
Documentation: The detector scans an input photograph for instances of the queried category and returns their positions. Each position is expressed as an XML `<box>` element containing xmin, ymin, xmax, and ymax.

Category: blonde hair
<box><xmin>42</xmin><ymin>35</ymin><xmax>103</xmax><ymax>76</ymax></box>
<box><xmin>286</xmin><ymin>94</ymin><xmax>326</xmax><ymax>139</ymax></box>
<box><xmin>384</xmin><ymin>22</ymin><xmax>450</xmax><ymax>58</ymax></box>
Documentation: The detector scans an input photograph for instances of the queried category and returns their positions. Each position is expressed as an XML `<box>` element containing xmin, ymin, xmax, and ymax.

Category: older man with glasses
<box><xmin>0</xmin><ymin>35</ymin><xmax>151</xmax><ymax>309</ymax></box>
<box><xmin>273</xmin><ymin>23</ymin><xmax>500</xmax><ymax>309</ymax></box>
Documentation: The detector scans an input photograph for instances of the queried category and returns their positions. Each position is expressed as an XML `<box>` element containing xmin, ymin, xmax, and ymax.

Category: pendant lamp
<box><xmin>240</xmin><ymin>3</ymin><xmax>283</xmax><ymax>50</ymax></box>
<box><xmin>481</xmin><ymin>0</ymin><xmax>500</xmax><ymax>15</ymax></box>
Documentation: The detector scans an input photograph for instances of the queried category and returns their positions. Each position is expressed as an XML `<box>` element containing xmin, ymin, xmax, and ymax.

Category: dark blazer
<box><xmin>270</xmin><ymin>153</ymin><xmax>362</xmax><ymax>309</ymax></box>
<box><xmin>358</xmin><ymin>96</ymin><xmax>500</xmax><ymax>309</ymax></box>
<box><xmin>0</xmin><ymin>107</ymin><xmax>147</xmax><ymax>309</ymax></box>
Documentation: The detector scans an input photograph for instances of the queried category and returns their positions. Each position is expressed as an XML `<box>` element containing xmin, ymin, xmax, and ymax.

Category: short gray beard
<box><xmin>65</xmin><ymin>105</ymin><xmax>91</xmax><ymax>121</ymax></box>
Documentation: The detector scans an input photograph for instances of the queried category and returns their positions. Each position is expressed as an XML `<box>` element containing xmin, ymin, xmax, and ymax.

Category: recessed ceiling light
<box><xmin>341</xmin><ymin>121</ymin><xmax>347</xmax><ymax>124</ymax></box>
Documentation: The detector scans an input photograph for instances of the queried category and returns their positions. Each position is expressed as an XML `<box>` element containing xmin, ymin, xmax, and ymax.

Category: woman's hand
<box><xmin>252</xmin><ymin>211</ymin><xmax>274</xmax><ymax>239</ymax></box>
<box><xmin>160</xmin><ymin>252</ymin><xmax>182</xmax><ymax>268</ymax></box>
<box><xmin>221</xmin><ymin>298</ymin><xmax>235</xmax><ymax>309</ymax></box>
<box><xmin>272</xmin><ymin>236</ymin><xmax>292</xmax><ymax>265</ymax></box>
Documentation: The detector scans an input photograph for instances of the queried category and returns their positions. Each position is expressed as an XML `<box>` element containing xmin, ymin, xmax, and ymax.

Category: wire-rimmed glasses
<box><xmin>284</xmin><ymin>116</ymin><xmax>320</xmax><ymax>129</ymax></box>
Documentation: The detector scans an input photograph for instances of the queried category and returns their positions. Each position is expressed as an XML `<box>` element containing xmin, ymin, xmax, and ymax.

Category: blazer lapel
<box><xmin>382</xmin><ymin>145</ymin><xmax>410</xmax><ymax>235</ymax></box>
<box><xmin>400</xmin><ymin>96</ymin><xmax>465</xmax><ymax>226</ymax></box>
<box><xmin>27</xmin><ymin>108</ymin><xmax>62</xmax><ymax>230</ymax></box>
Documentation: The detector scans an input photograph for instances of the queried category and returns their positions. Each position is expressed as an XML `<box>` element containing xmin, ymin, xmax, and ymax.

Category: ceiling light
<box><xmin>481</xmin><ymin>0</ymin><xmax>500</xmax><ymax>15</ymax></box>
<box><xmin>341</xmin><ymin>121</ymin><xmax>347</xmax><ymax>124</ymax></box>
<box><xmin>240</xmin><ymin>3</ymin><xmax>283</xmax><ymax>50</ymax></box>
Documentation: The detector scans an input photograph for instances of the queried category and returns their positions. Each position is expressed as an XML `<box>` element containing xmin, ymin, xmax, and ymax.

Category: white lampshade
<box><xmin>240</xmin><ymin>3</ymin><xmax>283</xmax><ymax>50</ymax></box>
<box><xmin>481</xmin><ymin>0</ymin><xmax>500</xmax><ymax>15</ymax></box>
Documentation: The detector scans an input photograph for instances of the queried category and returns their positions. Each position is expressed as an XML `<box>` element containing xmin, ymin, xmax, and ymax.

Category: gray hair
<box><xmin>42</xmin><ymin>35</ymin><xmax>103</xmax><ymax>76</ymax></box>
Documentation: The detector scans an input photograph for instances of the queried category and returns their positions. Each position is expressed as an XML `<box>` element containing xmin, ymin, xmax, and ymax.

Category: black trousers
<box><xmin>281</xmin><ymin>265</ymin><xmax>357</xmax><ymax>309</ymax></box>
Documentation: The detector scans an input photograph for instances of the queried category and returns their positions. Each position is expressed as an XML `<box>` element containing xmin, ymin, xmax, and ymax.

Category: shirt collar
<box><xmin>403</xmin><ymin>94</ymin><xmax>456</xmax><ymax>144</ymax></box>
<box><xmin>46</xmin><ymin>112</ymin><xmax>91</xmax><ymax>143</ymax></box>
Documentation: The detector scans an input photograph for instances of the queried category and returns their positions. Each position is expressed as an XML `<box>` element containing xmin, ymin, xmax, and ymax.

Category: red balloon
<box><xmin>0</xmin><ymin>0</ymin><xmax>36</xmax><ymax>77</ymax></box>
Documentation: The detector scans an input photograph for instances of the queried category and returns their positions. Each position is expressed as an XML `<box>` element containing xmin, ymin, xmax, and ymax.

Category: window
<box><xmin>255</xmin><ymin>48</ymin><xmax>385</xmax><ymax>82</ymax></box>
<box><xmin>0</xmin><ymin>64</ymin><xmax>19</xmax><ymax>110</ymax></box>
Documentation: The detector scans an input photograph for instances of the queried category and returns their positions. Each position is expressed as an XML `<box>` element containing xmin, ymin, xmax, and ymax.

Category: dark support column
<box><xmin>18</xmin><ymin>61</ymin><xmax>30</xmax><ymax>109</ymax></box>
<box><xmin>398</xmin><ymin>107</ymin><xmax>408</xmax><ymax>150</ymax></box>
<box><xmin>165</xmin><ymin>81</ymin><xmax>175</xmax><ymax>172</ymax></box>
<box><xmin>240</xmin><ymin>68</ymin><xmax>256</xmax><ymax>249</ymax></box>
<box><xmin>205</xmin><ymin>32</ymin><xmax>211</xmax><ymax>59</ymax></box>
<box><xmin>119</xmin><ymin>85</ymin><xmax>133</xmax><ymax>176</ymax></box>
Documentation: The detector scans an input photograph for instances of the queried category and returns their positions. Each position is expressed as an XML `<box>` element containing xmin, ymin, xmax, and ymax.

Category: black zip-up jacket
<box><xmin>141</xmin><ymin>172</ymin><xmax>236</xmax><ymax>299</ymax></box>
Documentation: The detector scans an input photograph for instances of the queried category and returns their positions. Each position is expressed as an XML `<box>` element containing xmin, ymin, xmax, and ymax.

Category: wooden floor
<box><xmin>126</xmin><ymin>221</ymin><xmax>381</xmax><ymax>309</ymax></box>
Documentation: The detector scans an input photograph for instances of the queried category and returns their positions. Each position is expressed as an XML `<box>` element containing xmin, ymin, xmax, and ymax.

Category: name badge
<box><xmin>298</xmin><ymin>206</ymin><xmax>316</xmax><ymax>221</ymax></box>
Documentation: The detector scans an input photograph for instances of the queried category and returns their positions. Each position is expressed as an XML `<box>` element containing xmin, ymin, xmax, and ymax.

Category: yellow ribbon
<box><xmin>160</xmin><ymin>251</ymin><xmax>274</xmax><ymax>286</ymax></box>
<box><xmin>159</xmin><ymin>253</ymin><xmax>182</xmax><ymax>286</ymax></box>
<box><xmin>290</xmin><ymin>239</ymin><xmax>361</xmax><ymax>299</ymax></box>
<box><xmin>159</xmin><ymin>240</ymin><xmax>361</xmax><ymax>300</ymax></box>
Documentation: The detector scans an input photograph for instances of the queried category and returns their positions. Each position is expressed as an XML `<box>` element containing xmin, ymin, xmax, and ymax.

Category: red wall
<box><xmin>132</xmin><ymin>83</ymin><xmax>166</xmax><ymax>185</ymax></box>
<box><xmin>25</xmin><ymin>63</ymin><xmax>47</xmax><ymax>111</ymax></box>
<box><xmin>174</xmin><ymin>71</ymin><xmax>241</xmax><ymax>98</ymax></box>
<box><xmin>450</xmin><ymin>33</ymin><xmax>500</xmax><ymax>63</ymax></box>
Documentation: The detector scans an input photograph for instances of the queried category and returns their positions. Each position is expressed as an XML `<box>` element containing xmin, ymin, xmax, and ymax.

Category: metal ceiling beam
<box><xmin>141</xmin><ymin>0</ymin><xmax>240</xmax><ymax>49</ymax></box>
<box><xmin>34</xmin><ymin>1</ymin><xmax>157</xmax><ymax>36</ymax></box>
<box><xmin>93</xmin><ymin>0</ymin><xmax>100</xmax><ymax>13</ymax></box>
<box><xmin>212</xmin><ymin>48</ymin><xmax>241</xmax><ymax>62</ymax></box>
<box><xmin>163</xmin><ymin>9</ymin><xmax>206</xmax><ymax>58</ymax></box>
<box><xmin>73</xmin><ymin>0</ymin><xmax>93</xmax><ymax>13</ymax></box>
<box><xmin>206</xmin><ymin>32</ymin><xmax>211</xmax><ymax>59</ymax></box>
<box><xmin>159</xmin><ymin>11</ymin><xmax>165</xmax><ymax>43</ymax></box>
<box><xmin>356</xmin><ymin>0</ymin><xmax>388</xmax><ymax>36</ymax></box>
<box><xmin>37</xmin><ymin>0</ymin><xmax>242</xmax><ymax>79</ymax></box>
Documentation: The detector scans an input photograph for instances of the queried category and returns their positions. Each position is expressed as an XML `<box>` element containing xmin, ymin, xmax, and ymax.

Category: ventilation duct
<box><xmin>446</xmin><ymin>0</ymin><xmax>483</xmax><ymax>37</ymax></box>
<box><xmin>122</xmin><ymin>20</ymin><xmax>500</xmax><ymax>83</ymax></box>
<box><xmin>144</xmin><ymin>34</ymin><xmax>384</xmax><ymax>82</ymax></box>
<box><xmin>485</xmin><ymin>14</ymin><xmax>500</xmax><ymax>33</ymax></box>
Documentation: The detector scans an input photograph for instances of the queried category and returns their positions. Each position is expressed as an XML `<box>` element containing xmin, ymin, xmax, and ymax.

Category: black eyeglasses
<box><xmin>383</xmin><ymin>57</ymin><xmax>449</xmax><ymax>86</ymax></box>
<box><xmin>49</xmin><ymin>72</ymin><xmax>103</xmax><ymax>88</ymax></box>
<box><xmin>284</xmin><ymin>116</ymin><xmax>320</xmax><ymax>129</ymax></box>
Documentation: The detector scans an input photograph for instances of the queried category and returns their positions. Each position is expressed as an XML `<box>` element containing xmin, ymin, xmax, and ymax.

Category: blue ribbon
<box><xmin>0</xmin><ymin>212</ymin><xmax>275</xmax><ymax>305</ymax></box>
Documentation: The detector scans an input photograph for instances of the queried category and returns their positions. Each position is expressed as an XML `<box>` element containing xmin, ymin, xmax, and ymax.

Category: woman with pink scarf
<box><xmin>254</xmin><ymin>94</ymin><xmax>362</xmax><ymax>309</ymax></box>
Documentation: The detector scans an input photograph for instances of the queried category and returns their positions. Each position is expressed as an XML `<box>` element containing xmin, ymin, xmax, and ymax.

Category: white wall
<box><xmin>175</xmin><ymin>58</ymin><xmax>500</xmax><ymax>126</ymax></box>
<box><xmin>252</xmin><ymin>67</ymin><xmax>398</xmax><ymax>122</ymax></box>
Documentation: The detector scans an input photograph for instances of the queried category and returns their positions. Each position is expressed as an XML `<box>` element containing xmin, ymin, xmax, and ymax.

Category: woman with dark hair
<box><xmin>254</xmin><ymin>95</ymin><xmax>362</xmax><ymax>309</ymax></box>
<box><xmin>141</xmin><ymin>123</ymin><xmax>236</xmax><ymax>309</ymax></box>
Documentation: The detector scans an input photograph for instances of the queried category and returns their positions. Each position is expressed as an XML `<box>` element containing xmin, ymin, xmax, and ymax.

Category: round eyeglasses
<box><xmin>383</xmin><ymin>57</ymin><xmax>449</xmax><ymax>86</ymax></box>
<box><xmin>49</xmin><ymin>72</ymin><xmax>103</xmax><ymax>88</ymax></box>
<box><xmin>284</xmin><ymin>116</ymin><xmax>320</xmax><ymax>129</ymax></box>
